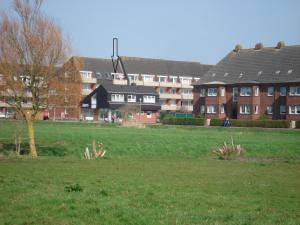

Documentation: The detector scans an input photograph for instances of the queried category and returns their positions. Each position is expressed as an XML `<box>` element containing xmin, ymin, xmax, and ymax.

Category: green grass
<box><xmin>0</xmin><ymin>121</ymin><xmax>300</xmax><ymax>224</ymax></box>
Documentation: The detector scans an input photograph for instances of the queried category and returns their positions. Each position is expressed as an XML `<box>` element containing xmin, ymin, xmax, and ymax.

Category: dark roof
<box><xmin>101</xmin><ymin>80</ymin><xmax>158</xmax><ymax>95</ymax></box>
<box><xmin>76</xmin><ymin>56</ymin><xmax>212</xmax><ymax>78</ymax></box>
<box><xmin>195</xmin><ymin>45</ymin><xmax>300</xmax><ymax>85</ymax></box>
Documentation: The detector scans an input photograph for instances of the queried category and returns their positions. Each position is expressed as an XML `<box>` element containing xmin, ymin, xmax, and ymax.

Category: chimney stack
<box><xmin>276</xmin><ymin>41</ymin><xmax>285</xmax><ymax>49</ymax></box>
<box><xmin>254</xmin><ymin>42</ymin><xmax>264</xmax><ymax>50</ymax></box>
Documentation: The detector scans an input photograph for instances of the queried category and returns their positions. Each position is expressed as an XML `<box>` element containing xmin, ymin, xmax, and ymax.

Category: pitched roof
<box><xmin>76</xmin><ymin>56</ymin><xmax>212</xmax><ymax>78</ymax></box>
<box><xmin>195</xmin><ymin>45</ymin><xmax>300</xmax><ymax>85</ymax></box>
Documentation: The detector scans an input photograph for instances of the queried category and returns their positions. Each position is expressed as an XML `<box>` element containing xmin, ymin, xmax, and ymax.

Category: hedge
<box><xmin>210</xmin><ymin>118</ymin><xmax>224</xmax><ymax>126</ymax></box>
<box><xmin>162</xmin><ymin>118</ymin><xmax>204</xmax><ymax>126</ymax></box>
<box><xmin>296</xmin><ymin>121</ymin><xmax>300</xmax><ymax>129</ymax></box>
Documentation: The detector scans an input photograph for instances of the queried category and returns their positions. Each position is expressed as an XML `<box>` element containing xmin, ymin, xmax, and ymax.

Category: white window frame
<box><xmin>267</xmin><ymin>87</ymin><xmax>274</xmax><ymax>96</ymax></box>
<box><xmin>128</xmin><ymin>74</ymin><xmax>138</xmax><ymax>81</ymax></box>
<box><xmin>266</xmin><ymin>106</ymin><xmax>273</xmax><ymax>115</ymax></box>
<box><xmin>255</xmin><ymin>87</ymin><xmax>260</xmax><ymax>96</ymax></box>
<box><xmin>143</xmin><ymin>95</ymin><xmax>156</xmax><ymax>103</ymax></box>
<box><xmin>207</xmin><ymin>105</ymin><xmax>217</xmax><ymax>114</ymax></box>
<box><xmin>200</xmin><ymin>105</ymin><xmax>205</xmax><ymax>114</ymax></box>
<box><xmin>82</xmin><ymin>83</ymin><xmax>91</xmax><ymax>91</ymax></box>
<box><xmin>80</xmin><ymin>71</ymin><xmax>93</xmax><ymax>79</ymax></box>
<box><xmin>200</xmin><ymin>89</ymin><xmax>206</xmax><ymax>97</ymax></box>
<box><xmin>254</xmin><ymin>105</ymin><xmax>259</xmax><ymax>114</ymax></box>
<box><xmin>240</xmin><ymin>87</ymin><xmax>252</xmax><ymax>96</ymax></box>
<box><xmin>280</xmin><ymin>87</ymin><xmax>286</xmax><ymax>96</ymax></box>
<box><xmin>180</xmin><ymin>77</ymin><xmax>192</xmax><ymax>85</ymax></box>
<box><xmin>182</xmin><ymin>89</ymin><xmax>192</xmax><ymax>95</ymax></box>
<box><xmin>169</xmin><ymin>76</ymin><xmax>178</xmax><ymax>83</ymax></box>
<box><xmin>290</xmin><ymin>86</ymin><xmax>300</xmax><ymax>96</ymax></box>
<box><xmin>158</xmin><ymin>76</ymin><xmax>167</xmax><ymax>83</ymax></box>
<box><xmin>240</xmin><ymin>105</ymin><xmax>251</xmax><ymax>114</ymax></box>
<box><xmin>142</xmin><ymin>75</ymin><xmax>154</xmax><ymax>82</ymax></box>
<box><xmin>127</xmin><ymin>95</ymin><xmax>136</xmax><ymax>103</ymax></box>
<box><xmin>111</xmin><ymin>94</ymin><xmax>124</xmax><ymax>102</ymax></box>
<box><xmin>220</xmin><ymin>104</ymin><xmax>225</xmax><ymax>114</ymax></box>
<box><xmin>280</xmin><ymin>105</ymin><xmax>286</xmax><ymax>114</ymax></box>
<box><xmin>289</xmin><ymin>105</ymin><xmax>300</xmax><ymax>115</ymax></box>
<box><xmin>233</xmin><ymin>87</ymin><xmax>238</xmax><ymax>102</ymax></box>
<box><xmin>207</xmin><ymin>88</ymin><xmax>217</xmax><ymax>96</ymax></box>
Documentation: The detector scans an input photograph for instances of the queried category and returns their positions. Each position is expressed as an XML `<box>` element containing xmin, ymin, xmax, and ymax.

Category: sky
<box><xmin>1</xmin><ymin>0</ymin><xmax>300</xmax><ymax>65</ymax></box>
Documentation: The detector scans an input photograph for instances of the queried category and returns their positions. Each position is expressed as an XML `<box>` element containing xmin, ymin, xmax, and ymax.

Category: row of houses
<box><xmin>0</xmin><ymin>42</ymin><xmax>299</xmax><ymax>122</ymax></box>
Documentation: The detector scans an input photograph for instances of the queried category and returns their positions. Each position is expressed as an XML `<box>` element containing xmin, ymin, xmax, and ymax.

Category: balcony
<box><xmin>159</xmin><ymin>82</ymin><xmax>181</xmax><ymax>88</ymax></box>
<box><xmin>81</xmin><ymin>77</ymin><xmax>96</xmax><ymax>83</ymax></box>
<box><xmin>81</xmin><ymin>89</ymin><xmax>92</xmax><ymax>96</ymax></box>
<box><xmin>131</xmin><ymin>80</ymin><xmax>144</xmax><ymax>86</ymax></box>
<box><xmin>181</xmin><ymin>94</ymin><xmax>193</xmax><ymax>100</ymax></box>
<box><xmin>161</xmin><ymin>105</ymin><xmax>180</xmax><ymax>111</ymax></box>
<box><xmin>143</xmin><ymin>81</ymin><xmax>159</xmax><ymax>86</ymax></box>
<box><xmin>159</xmin><ymin>93</ymin><xmax>181</xmax><ymax>99</ymax></box>
<box><xmin>181</xmin><ymin>83</ymin><xmax>193</xmax><ymax>88</ymax></box>
<box><xmin>181</xmin><ymin>105</ymin><xmax>193</xmax><ymax>111</ymax></box>
<box><xmin>113</xmin><ymin>79</ymin><xmax>128</xmax><ymax>85</ymax></box>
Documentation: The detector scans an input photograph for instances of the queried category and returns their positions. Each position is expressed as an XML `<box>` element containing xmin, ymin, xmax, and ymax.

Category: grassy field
<box><xmin>0</xmin><ymin>121</ymin><xmax>300</xmax><ymax>224</ymax></box>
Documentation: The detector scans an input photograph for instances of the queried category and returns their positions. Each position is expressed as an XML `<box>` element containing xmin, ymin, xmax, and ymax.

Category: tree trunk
<box><xmin>26</xmin><ymin>118</ymin><xmax>37</xmax><ymax>158</ymax></box>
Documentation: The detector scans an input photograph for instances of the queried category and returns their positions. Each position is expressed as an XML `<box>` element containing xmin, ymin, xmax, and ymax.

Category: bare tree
<box><xmin>0</xmin><ymin>0</ymin><xmax>75</xmax><ymax>157</ymax></box>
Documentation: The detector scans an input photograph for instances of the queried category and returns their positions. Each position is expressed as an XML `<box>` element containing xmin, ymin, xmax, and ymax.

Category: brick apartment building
<box><xmin>193</xmin><ymin>42</ymin><xmax>300</xmax><ymax>121</ymax></box>
<box><xmin>76</xmin><ymin>56</ymin><xmax>212</xmax><ymax>120</ymax></box>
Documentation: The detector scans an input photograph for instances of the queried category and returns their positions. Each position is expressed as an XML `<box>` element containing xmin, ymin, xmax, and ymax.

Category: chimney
<box><xmin>233</xmin><ymin>44</ymin><xmax>242</xmax><ymax>52</ymax></box>
<box><xmin>276</xmin><ymin>41</ymin><xmax>285</xmax><ymax>49</ymax></box>
<box><xmin>254</xmin><ymin>42</ymin><xmax>264</xmax><ymax>50</ymax></box>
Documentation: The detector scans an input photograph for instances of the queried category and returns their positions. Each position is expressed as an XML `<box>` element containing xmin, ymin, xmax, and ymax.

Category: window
<box><xmin>170</xmin><ymin>77</ymin><xmax>178</xmax><ymax>83</ymax></box>
<box><xmin>240</xmin><ymin>87</ymin><xmax>251</xmax><ymax>96</ymax></box>
<box><xmin>158</xmin><ymin>76</ymin><xmax>167</xmax><ymax>82</ymax></box>
<box><xmin>171</xmin><ymin>88</ymin><xmax>177</xmax><ymax>94</ymax></box>
<box><xmin>233</xmin><ymin>87</ymin><xmax>238</xmax><ymax>102</ymax></box>
<box><xmin>182</xmin><ymin>101</ymin><xmax>192</xmax><ymax>106</ymax></box>
<box><xmin>159</xmin><ymin>88</ymin><xmax>165</xmax><ymax>94</ymax></box>
<box><xmin>127</xmin><ymin>95</ymin><xmax>136</xmax><ymax>102</ymax></box>
<box><xmin>80</xmin><ymin>71</ymin><xmax>92</xmax><ymax>79</ymax></box>
<box><xmin>142</xmin><ymin>75</ymin><xmax>154</xmax><ymax>82</ymax></box>
<box><xmin>180</xmin><ymin>78</ymin><xmax>192</xmax><ymax>85</ymax></box>
<box><xmin>143</xmin><ymin>95</ymin><xmax>155</xmax><ymax>103</ymax></box>
<box><xmin>82</xmin><ymin>83</ymin><xmax>91</xmax><ymax>91</ymax></box>
<box><xmin>240</xmin><ymin>105</ymin><xmax>251</xmax><ymax>114</ymax></box>
<box><xmin>280</xmin><ymin>105</ymin><xmax>286</xmax><ymax>114</ymax></box>
<box><xmin>290</xmin><ymin>86</ymin><xmax>300</xmax><ymax>96</ymax></box>
<box><xmin>146</xmin><ymin>111</ymin><xmax>152</xmax><ymax>118</ymax></box>
<box><xmin>255</xmin><ymin>87</ymin><xmax>260</xmax><ymax>96</ymax></box>
<box><xmin>200</xmin><ymin>105</ymin><xmax>205</xmax><ymax>114</ymax></box>
<box><xmin>208</xmin><ymin>88</ymin><xmax>217</xmax><ymax>96</ymax></box>
<box><xmin>182</xmin><ymin>89</ymin><xmax>192</xmax><ymax>95</ymax></box>
<box><xmin>254</xmin><ymin>105</ymin><xmax>259</xmax><ymax>114</ymax></box>
<box><xmin>267</xmin><ymin>87</ymin><xmax>274</xmax><ymax>96</ymax></box>
<box><xmin>111</xmin><ymin>94</ymin><xmax>124</xmax><ymax>102</ymax></box>
<box><xmin>266</xmin><ymin>106</ymin><xmax>273</xmax><ymax>114</ymax></box>
<box><xmin>280</xmin><ymin>87</ymin><xmax>286</xmax><ymax>96</ymax></box>
<box><xmin>220</xmin><ymin>104</ymin><xmax>225</xmax><ymax>114</ymax></box>
<box><xmin>128</xmin><ymin>74</ymin><xmax>138</xmax><ymax>81</ymax></box>
<box><xmin>200</xmin><ymin>89</ymin><xmax>206</xmax><ymax>97</ymax></box>
<box><xmin>289</xmin><ymin>105</ymin><xmax>300</xmax><ymax>114</ymax></box>
<box><xmin>91</xmin><ymin>94</ymin><xmax>97</xmax><ymax>109</ymax></box>
<box><xmin>207</xmin><ymin>105</ymin><xmax>217</xmax><ymax>114</ymax></box>
<box><xmin>159</xmin><ymin>100</ymin><xmax>165</xmax><ymax>106</ymax></box>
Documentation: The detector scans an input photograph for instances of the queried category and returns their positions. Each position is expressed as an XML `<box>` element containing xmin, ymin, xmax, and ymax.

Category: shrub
<box><xmin>212</xmin><ymin>137</ymin><xmax>246</xmax><ymax>160</ymax></box>
<box><xmin>230</xmin><ymin>119</ymin><xmax>289</xmax><ymax>128</ymax></box>
<box><xmin>162</xmin><ymin>118</ymin><xmax>204</xmax><ymax>126</ymax></box>
<box><xmin>210</xmin><ymin>118</ymin><xmax>223</xmax><ymax>126</ymax></box>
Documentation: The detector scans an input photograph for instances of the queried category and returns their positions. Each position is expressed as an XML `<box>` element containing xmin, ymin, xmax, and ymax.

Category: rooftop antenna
<box><xmin>111</xmin><ymin>38</ymin><xmax>129</xmax><ymax>83</ymax></box>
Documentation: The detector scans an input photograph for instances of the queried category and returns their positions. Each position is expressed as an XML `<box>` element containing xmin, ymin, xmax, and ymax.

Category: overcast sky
<box><xmin>1</xmin><ymin>0</ymin><xmax>300</xmax><ymax>65</ymax></box>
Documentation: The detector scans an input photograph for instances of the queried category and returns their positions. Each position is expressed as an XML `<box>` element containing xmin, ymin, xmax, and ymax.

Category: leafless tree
<box><xmin>0</xmin><ymin>0</ymin><xmax>77</xmax><ymax>157</ymax></box>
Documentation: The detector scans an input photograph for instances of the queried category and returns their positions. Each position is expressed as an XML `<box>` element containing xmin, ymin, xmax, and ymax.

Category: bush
<box><xmin>210</xmin><ymin>118</ymin><xmax>224</xmax><ymax>126</ymax></box>
<box><xmin>162</xmin><ymin>118</ymin><xmax>204</xmax><ymax>126</ymax></box>
<box><xmin>296</xmin><ymin>121</ymin><xmax>300</xmax><ymax>129</ymax></box>
<box><xmin>212</xmin><ymin>137</ymin><xmax>246</xmax><ymax>160</ymax></box>
<box><xmin>230</xmin><ymin>119</ymin><xmax>289</xmax><ymax>128</ymax></box>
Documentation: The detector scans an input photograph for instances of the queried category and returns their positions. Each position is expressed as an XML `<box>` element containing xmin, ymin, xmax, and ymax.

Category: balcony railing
<box><xmin>181</xmin><ymin>83</ymin><xmax>193</xmax><ymax>88</ymax></box>
<box><xmin>113</xmin><ymin>79</ymin><xmax>128</xmax><ymax>85</ymax></box>
<box><xmin>159</xmin><ymin>93</ymin><xmax>181</xmax><ymax>99</ymax></box>
<box><xmin>181</xmin><ymin>105</ymin><xmax>193</xmax><ymax>111</ymax></box>
<box><xmin>181</xmin><ymin>94</ymin><xmax>193</xmax><ymax>100</ymax></box>
<box><xmin>159</xmin><ymin>82</ymin><xmax>181</xmax><ymax>88</ymax></box>
<box><xmin>161</xmin><ymin>105</ymin><xmax>181</xmax><ymax>111</ymax></box>
<box><xmin>81</xmin><ymin>77</ymin><xmax>97</xmax><ymax>83</ymax></box>
<box><xmin>143</xmin><ymin>81</ymin><xmax>159</xmax><ymax>86</ymax></box>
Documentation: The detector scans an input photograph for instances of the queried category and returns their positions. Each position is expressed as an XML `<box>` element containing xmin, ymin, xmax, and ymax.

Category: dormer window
<box><xmin>288</xmin><ymin>69</ymin><xmax>293</xmax><ymax>74</ymax></box>
<box><xmin>258</xmin><ymin>71</ymin><xmax>263</xmax><ymax>76</ymax></box>
<box><xmin>143</xmin><ymin>95</ymin><xmax>155</xmax><ymax>103</ymax></box>
<box><xmin>127</xmin><ymin>95</ymin><xmax>136</xmax><ymax>102</ymax></box>
<box><xmin>240</xmin><ymin>87</ymin><xmax>251</xmax><ymax>96</ymax></box>
<box><xmin>224</xmin><ymin>73</ymin><xmax>229</xmax><ymax>77</ymax></box>
<box><xmin>275</xmin><ymin>70</ymin><xmax>280</xmax><ymax>75</ymax></box>
<box><xmin>212</xmin><ymin>73</ymin><xmax>216</xmax><ymax>77</ymax></box>
<box><xmin>208</xmin><ymin>88</ymin><xmax>217</xmax><ymax>96</ymax></box>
